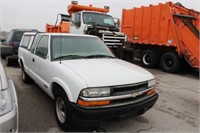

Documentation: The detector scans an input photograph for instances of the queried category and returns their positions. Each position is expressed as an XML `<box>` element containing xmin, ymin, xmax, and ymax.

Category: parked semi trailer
<box><xmin>121</xmin><ymin>2</ymin><xmax>199</xmax><ymax>73</ymax></box>
<box><xmin>46</xmin><ymin>1</ymin><xmax>126</xmax><ymax>58</ymax></box>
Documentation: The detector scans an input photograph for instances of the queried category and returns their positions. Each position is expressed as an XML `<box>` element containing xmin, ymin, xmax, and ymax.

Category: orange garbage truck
<box><xmin>46</xmin><ymin>1</ymin><xmax>126</xmax><ymax>58</ymax></box>
<box><xmin>121</xmin><ymin>1</ymin><xmax>199</xmax><ymax>73</ymax></box>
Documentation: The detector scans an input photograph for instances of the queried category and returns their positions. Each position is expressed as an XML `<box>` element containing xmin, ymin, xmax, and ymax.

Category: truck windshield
<box><xmin>83</xmin><ymin>12</ymin><xmax>115</xmax><ymax>27</ymax></box>
<box><xmin>51</xmin><ymin>36</ymin><xmax>115</xmax><ymax>61</ymax></box>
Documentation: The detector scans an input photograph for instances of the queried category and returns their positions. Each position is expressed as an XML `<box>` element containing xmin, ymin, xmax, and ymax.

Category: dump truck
<box><xmin>121</xmin><ymin>2</ymin><xmax>199</xmax><ymax>73</ymax></box>
<box><xmin>46</xmin><ymin>1</ymin><xmax>126</xmax><ymax>58</ymax></box>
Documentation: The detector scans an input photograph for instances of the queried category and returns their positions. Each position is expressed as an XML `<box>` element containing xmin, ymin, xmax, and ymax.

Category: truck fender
<box><xmin>19</xmin><ymin>57</ymin><xmax>29</xmax><ymax>73</ymax></box>
<box><xmin>18</xmin><ymin>57</ymin><xmax>24</xmax><ymax>68</ymax></box>
<box><xmin>50</xmin><ymin>77</ymin><xmax>74</xmax><ymax>102</ymax></box>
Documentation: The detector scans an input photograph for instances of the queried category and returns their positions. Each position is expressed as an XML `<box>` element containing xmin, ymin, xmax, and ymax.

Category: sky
<box><xmin>0</xmin><ymin>0</ymin><xmax>199</xmax><ymax>32</ymax></box>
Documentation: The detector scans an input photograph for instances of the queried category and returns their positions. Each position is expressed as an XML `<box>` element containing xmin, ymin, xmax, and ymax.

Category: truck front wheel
<box><xmin>141</xmin><ymin>50</ymin><xmax>158</xmax><ymax>68</ymax></box>
<box><xmin>54</xmin><ymin>88</ymin><xmax>74</xmax><ymax>131</ymax></box>
<box><xmin>160</xmin><ymin>52</ymin><xmax>180</xmax><ymax>73</ymax></box>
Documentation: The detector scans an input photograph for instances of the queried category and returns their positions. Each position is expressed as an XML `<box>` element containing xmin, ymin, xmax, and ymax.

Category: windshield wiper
<box><xmin>54</xmin><ymin>54</ymin><xmax>115</xmax><ymax>60</ymax></box>
<box><xmin>86</xmin><ymin>54</ymin><xmax>116</xmax><ymax>59</ymax></box>
<box><xmin>54</xmin><ymin>55</ymin><xmax>86</xmax><ymax>60</ymax></box>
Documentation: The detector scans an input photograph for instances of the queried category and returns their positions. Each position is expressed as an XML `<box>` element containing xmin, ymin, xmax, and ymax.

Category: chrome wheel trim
<box><xmin>56</xmin><ymin>97</ymin><xmax>66</xmax><ymax>124</ymax></box>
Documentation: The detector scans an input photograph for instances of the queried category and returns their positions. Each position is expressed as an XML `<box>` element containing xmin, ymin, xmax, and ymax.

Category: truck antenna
<box><xmin>59</xmin><ymin>35</ymin><xmax>62</xmax><ymax>64</ymax></box>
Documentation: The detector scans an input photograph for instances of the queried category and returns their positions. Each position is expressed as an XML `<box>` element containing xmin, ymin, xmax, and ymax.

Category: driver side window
<box><xmin>35</xmin><ymin>36</ymin><xmax>49</xmax><ymax>59</ymax></box>
<box><xmin>74</xmin><ymin>13</ymin><xmax>81</xmax><ymax>27</ymax></box>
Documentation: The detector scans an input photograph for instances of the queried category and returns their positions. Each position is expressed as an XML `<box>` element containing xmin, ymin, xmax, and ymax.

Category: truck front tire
<box><xmin>54</xmin><ymin>88</ymin><xmax>74</xmax><ymax>131</ymax></box>
<box><xmin>160</xmin><ymin>52</ymin><xmax>180</xmax><ymax>73</ymax></box>
<box><xmin>141</xmin><ymin>50</ymin><xmax>158</xmax><ymax>68</ymax></box>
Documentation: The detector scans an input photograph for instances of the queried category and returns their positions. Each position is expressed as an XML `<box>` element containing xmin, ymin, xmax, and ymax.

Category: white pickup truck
<box><xmin>18</xmin><ymin>32</ymin><xmax>158</xmax><ymax>131</ymax></box>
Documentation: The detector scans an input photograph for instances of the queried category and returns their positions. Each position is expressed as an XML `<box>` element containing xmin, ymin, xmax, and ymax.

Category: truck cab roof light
<box><xmin>71</xmin><ymin>1</ymin><xmax>78</xmax><ymax>5</ymax></box>
<box><xmin>104</xmin><ymin>6</ymin><xmax>110</xmax><ymax>9</ymax></box>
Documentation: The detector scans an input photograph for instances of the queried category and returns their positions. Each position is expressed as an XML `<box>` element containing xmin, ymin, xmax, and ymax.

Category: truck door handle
<box><xmin>32</xmin><ymin>58</ymin><xmax>35</xmax><ymax>62</ymax></box>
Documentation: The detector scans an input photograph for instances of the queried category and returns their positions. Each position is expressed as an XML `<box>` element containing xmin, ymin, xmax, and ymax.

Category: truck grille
<box><xmin>111</xmin><ymin>82</ymin><xmax>148</xmax><ymax>96</ymax></box>
<box><xmin>110</xmin><ymin>82</ymin><xmax>149</xmax><ymax>106</ymax></box>
<box><xmin>102</xmin><ymin>33</ymin><xmax>125</xmax><ymax>46</ymax></box>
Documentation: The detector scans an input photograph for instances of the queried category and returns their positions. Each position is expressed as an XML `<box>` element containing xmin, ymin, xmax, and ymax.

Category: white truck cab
<box><xmin>46</xmin><ymin>1</ymin><xmax>126</xmax><ymax>58</ymax></box>
<box><xmin>18</xmin><ymin>32</ymin><xmax>158</xmax><ymax>131</ymax></box>
<box><xmin>70</xmin><ymin>10</ymin><xmax>125</xmax><ymax>46</ymax></box>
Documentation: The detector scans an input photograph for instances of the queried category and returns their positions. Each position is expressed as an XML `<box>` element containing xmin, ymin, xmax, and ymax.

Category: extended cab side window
<box><xmin>30</xmin><ymin>34</ymin><xmax>41</xmax><ymax>53</ymax></box>
<box><xmin>35</xmin><ymin>36</ymin><xmax>49</xmax><ymax>59</ymax></box>
<box><xmin>75</xmin><ymin>13</ymin><xmax>81</xmax><ymax>27</ymax></box>
<box><xmin>21</xmin><ymin>36</ymin><xmax>31</xmax><ymax>49</ymax></box>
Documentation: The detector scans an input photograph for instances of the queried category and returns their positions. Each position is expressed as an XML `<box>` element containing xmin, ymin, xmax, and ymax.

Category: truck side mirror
<box><xmin>114</xmin><ymin>18</ymin><xmax>120</xmax><ymax>29</ymax></box>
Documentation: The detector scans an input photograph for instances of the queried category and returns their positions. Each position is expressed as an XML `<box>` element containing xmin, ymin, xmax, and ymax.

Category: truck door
<box><xmin>27</xmin><ymin>35</ymin><xmax>48</xmax><ymax>88</ymax></box>
<box><xmin>70</xmin><ymin>13</ymin><xmax>85</xmax><ymax>34</ymax></box>
<box><xmin>33</xmin><ymin>35</ymin><xmax>51</xmax><ymax>93</ymax></box>
<box><xmin>27</xmin><ymin>34</ymin><xmax>41</xmax><ymax>79</ymax></box>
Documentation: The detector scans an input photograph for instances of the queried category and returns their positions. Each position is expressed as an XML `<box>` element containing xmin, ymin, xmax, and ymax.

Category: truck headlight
<box><xmin>148</xmin><ymin>79</ymin><xmax>156</xmax><ymax>88</ymax></box>
<box><xmin>0</xmin><ymin>89</ymin><xmax>13</xmax><ymax>116</ymax></box>
<box><xmin>80</xmin><ymin>87</ymin><xmax>110</xmax><ymax>98</ymax></box>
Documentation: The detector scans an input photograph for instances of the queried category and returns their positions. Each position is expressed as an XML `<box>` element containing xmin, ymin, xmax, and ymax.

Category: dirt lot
<box><xmin>1</xmin><ymin>59</ymin><xmax>199</xmax><ymax>132</ymax></box>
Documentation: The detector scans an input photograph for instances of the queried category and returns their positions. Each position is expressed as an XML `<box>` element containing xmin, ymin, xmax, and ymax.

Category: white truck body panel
<box><xmin>61</xmin><ymin>59</ymin><xmax>153</xmax><ymax>87</ymax></box>
<box><xmin>18</xmin><ymin>33</ymin><xmax>154</xmax><ymax>103</ymax></box>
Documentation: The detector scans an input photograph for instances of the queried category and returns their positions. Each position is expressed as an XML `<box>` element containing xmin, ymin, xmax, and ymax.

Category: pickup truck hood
<box><xmin>61</xmin><ymin>59</ymin><xmax>154</xmax><ymax>87</ymax></box>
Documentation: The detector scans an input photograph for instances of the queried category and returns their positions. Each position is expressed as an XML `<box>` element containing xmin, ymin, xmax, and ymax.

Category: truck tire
<box><xmin>54</xmin><ymin>88</ymin><xmax>74</xmax><ymax>131</ymax></box>
<box><xmin>6</xmin><ymin>56</ymin><xmax>12</xmax><ymax>66</ymax></box>
<box><xmin>141</xmin><ymin>50</ymin><xmax>158</xmax><ymax>68</ymax></box>
<box><xmin>21</xmin><ymin>66</ymin><xmax>31</xmax><ymax>83</ymax></box>
<box><xmin>160</xmin><ymin>52</ymin><xmax>180</xmax><ymax>73</ymax></box>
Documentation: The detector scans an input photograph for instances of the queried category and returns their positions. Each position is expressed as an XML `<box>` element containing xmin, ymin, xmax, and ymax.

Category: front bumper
<box><xmin>70</xmin><ymin>93</ymin><xmax>158</xmax><ymax>127</ymax></box>
<box><xmin>0</xmin><ymin>79</ymin><xmax>18</xmax><ymax>133</ymax></box>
